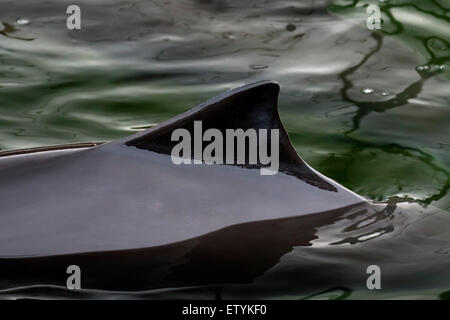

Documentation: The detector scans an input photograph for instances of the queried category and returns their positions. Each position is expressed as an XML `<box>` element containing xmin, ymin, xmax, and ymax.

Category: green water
<box><xmin>0</xmin><ymin>0</ymin><xmax>449</xmax><ymax>299</ymax></box>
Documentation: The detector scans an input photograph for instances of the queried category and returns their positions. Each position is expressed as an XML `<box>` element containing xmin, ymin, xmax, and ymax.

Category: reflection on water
<box><xmin>1</xmin><ymin>200</ymin><xmax>449</xmax><ymax>299</ymax></box>
<box><xmin>0</xmin><ymin>22</ymin><xmax>33</xmax><ymax>41</ymax></box>
<box><xmin>0</xmin><ymin>0</ymin><xmax>449</xmax><ymax>299</ymax></box>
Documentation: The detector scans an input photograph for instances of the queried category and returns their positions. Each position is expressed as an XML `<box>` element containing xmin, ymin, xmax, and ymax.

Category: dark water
<box><xmin>0</xmin><ymin>0</ymin><xmax>449</xmax><ymax>299</ymax></box>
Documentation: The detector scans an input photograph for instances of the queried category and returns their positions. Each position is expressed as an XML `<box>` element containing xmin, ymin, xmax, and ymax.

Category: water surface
<box><xmin>0</xmin><ymin>0</ymin><xmax>449</xmax><ymax>299</ymax></box>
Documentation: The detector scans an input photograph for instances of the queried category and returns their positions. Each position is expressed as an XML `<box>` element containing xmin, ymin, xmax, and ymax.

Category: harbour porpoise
<box><xmin>0</xmin><ymin>80</ymin><xmax>368</xmax><ymax>292</ymax></box>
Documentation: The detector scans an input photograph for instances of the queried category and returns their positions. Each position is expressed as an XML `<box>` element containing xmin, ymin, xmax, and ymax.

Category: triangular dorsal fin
<box><xmin>123</xmin><ymin>80</ymin><xmax>336</xmax><ymax>191</ymax></box>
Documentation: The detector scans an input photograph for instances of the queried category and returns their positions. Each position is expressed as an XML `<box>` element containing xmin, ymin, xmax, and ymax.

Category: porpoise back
<box><xmin>0</xmin><ymin>81</ymin><xmax>365</xmax><ymax>257</ymax></box>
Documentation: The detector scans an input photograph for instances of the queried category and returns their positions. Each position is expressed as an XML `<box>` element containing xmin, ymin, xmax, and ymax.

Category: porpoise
<box><xmin>0</xmin><ymin>80</ymin><xmax>368</xmax><ymax>292</ymax></box>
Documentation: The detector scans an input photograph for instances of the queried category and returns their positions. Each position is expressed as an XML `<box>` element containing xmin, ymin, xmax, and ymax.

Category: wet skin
<box><xmin>0</xmin><ymin>81</ymin><xmax>367</xmax><ymax>292</ymax></box>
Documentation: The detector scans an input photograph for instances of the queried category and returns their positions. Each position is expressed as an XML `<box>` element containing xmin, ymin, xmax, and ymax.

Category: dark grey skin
<box><xmin>0</xmin><ymin>81</ymin><xmax>367</xmax><ymax>292</ymax></box>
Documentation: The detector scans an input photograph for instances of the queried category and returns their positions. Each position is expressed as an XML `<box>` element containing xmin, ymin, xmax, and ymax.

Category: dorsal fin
<box><xmin>124</xmin><ymin>80</ymin><xmax>335</xmax><ymax>191</ymax></box>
